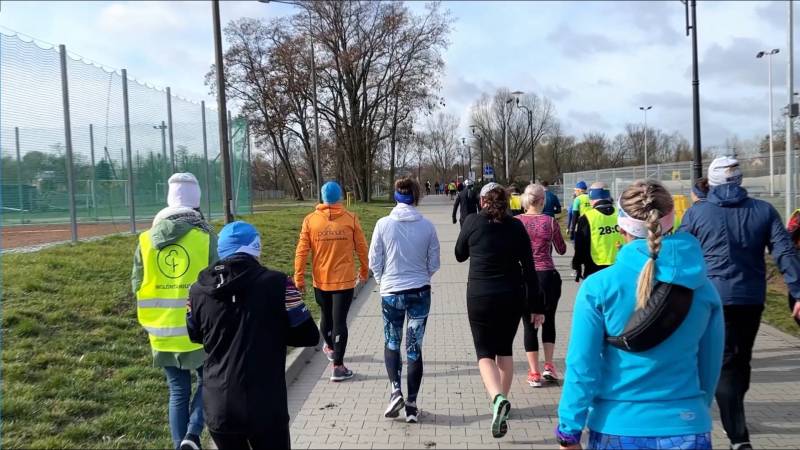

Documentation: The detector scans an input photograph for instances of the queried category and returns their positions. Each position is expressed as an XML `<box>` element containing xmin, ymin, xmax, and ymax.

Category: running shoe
<box><xmin>330</xmin><ymin>365</ymin><xmax>354</xmax><ymax>382</ymax></box>
<box><xmin>543</xmin><ymin>362</ymin><xmax>559</xmax><ymax>382</ymax></box>
<box><xmin>322</xmin><ymin>344</ymin><xmax>334</xmax><ymax>362</ymax></box>
<box><xmin>384</xmin><ymin>390</ymin><xmax>405</xmax><ymax>418</ymax></box>
<box><xmin>491</xmin><ymin>394</ymin><xmax>511</xmax><ymax>439</ymax></box>
<box><xmin>527</xmin><ymin>370</ymin><xmax>543</xmax><ymax>388</ymax></box>
<box><xmin>179</xmin><ymin>433</ymin><xmax>201</xmax><ymax>450</ymax></box>
<box><xmin>405</xmin><ymin>401</ymin><xmax>419</xmax><ymax>423</ymax></box>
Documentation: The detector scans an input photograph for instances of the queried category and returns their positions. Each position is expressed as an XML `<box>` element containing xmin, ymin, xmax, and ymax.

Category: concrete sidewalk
<box><xmin>286</xmin><ymin>194</ymin><xmax>800</xmax><ymax>449</ymax></box>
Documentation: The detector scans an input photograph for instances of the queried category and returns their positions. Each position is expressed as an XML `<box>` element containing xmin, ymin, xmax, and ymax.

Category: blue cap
<box><xmin>321</xmin><ymin>181</ymin><xmax>342</xmax><ymax>204</ymax></box>
<box><xmin>218</xmin><ymin>221</ymin><xmax>261</xmax><ymax>260</ymax></box>
<box><xmin>576</xmin><ymin>181</ymin><xmax>588</xmax><ymax>190</ymax></box>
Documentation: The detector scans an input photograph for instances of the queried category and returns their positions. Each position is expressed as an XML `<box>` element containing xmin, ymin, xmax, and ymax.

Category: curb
<box><xmin>285</xmin><ymin>277</ymin><xmax>375</xmax><ymax>384</ymax></box>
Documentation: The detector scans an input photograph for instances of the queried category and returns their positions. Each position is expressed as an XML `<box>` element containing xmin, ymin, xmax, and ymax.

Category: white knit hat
<box><xmin>167</xmin><ymin>173</ymin><xmax>201</xmax><ymax>208</ymax></box>
<box><xmin>708</xmin><ymin>156</ymin><xmax>743</xmax><ymax>187</ymax></box>
<box><xmin>479</xmin><ymin>182</ymin><xmax>502</xmax><ymax>197</ymax></box>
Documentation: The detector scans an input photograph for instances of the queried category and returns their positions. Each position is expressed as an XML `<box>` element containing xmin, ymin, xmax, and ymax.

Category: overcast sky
<box><xmin>0</xmin><ymin>0</ymin><xmax>795</xmax><ymax>149</ymax></box>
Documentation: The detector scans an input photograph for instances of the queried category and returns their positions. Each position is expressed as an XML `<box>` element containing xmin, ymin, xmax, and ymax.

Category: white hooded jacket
<box><xmin>368</xmin><ymin>203</ymin><xmax>441</xmax><ymax>295</ymax></box>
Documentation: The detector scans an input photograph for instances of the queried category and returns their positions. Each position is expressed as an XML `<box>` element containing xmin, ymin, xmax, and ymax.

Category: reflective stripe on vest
<box><xmin>577</xmin><ymin>194</ymin><xmax>592</xmax><ymax>217</ymax></box>
<box><xmin>585</xmin><ymin>208</ymin><xmax>623</xmax><ymax>266</ymax></box>
<box><xmin>136</xmin><ymin>228</ymin><xmax>208</xmax><ymax>353</ymax></box>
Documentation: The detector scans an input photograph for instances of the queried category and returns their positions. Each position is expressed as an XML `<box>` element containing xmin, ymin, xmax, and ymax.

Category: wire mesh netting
<box><xmin>1</xmin><ymin>32</ymin><xmax>252</xmax><ymax>240</ymax></box>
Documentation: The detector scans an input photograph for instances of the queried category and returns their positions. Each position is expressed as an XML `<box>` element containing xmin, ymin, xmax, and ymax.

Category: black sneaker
<box><xmin>731</xmin><ymin>443</ymin><xmax>753</xmax><ymax>450</ymax></box>
<box><xmin>405</xmin><ymin>401</ymin><xmax>419</xmax><ymax>423</ymax></box>
<box><xmin>384</xmin><ymin>390</ymin><xmax>405</xmax><ymax>418</ymax></box>
<box><xmin>330</xmin><ymin>365</ymin><xmax>354</xmax><ymax>382</ymax></box>
<box><xmin>179</xmin><ymin>433</ymin><xmax>201</xmax><ymax>450</ymax></box>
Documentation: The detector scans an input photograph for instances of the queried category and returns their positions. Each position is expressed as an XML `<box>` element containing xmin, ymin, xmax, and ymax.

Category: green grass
<box><xmin>1</xmin><ymin>201</ymin><xmax>391</xmax><ymax>449</ymax></box>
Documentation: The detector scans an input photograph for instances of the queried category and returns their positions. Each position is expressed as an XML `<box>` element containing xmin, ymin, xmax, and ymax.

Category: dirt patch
<box><xmin>2</xmin><ymin>222</ymin><xmax>150</xmax><ymax>250</ymax></box>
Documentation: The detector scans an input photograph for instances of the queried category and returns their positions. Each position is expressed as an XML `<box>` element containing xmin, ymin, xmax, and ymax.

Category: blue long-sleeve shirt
<box><xmin>558</xmin><ymin>233</ymin><xmax>724</xmax><ymax>438</ymax></box>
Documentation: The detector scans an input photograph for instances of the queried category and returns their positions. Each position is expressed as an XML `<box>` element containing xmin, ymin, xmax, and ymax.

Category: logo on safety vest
<box><xmin>157</xmin><ymin>244</ymin><xmax>191</xmax><ymax>279</ymax></box>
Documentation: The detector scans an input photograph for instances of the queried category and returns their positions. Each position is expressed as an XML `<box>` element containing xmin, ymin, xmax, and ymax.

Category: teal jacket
<box><xmin>558</xmin><ymin>232</ymin><xmax>724</xmax><ymax>438</ymax></box>
<box><xmin>132</xmin><ymin>215</ymin><xmax>218</xmax><ymax>369</ymax></box>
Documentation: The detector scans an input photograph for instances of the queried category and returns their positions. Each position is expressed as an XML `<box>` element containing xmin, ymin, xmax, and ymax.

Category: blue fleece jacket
<box><xmin>678</xmin><ymin>183</ymin><xmax>800</xmax><ymax>305</ymax></box>
<box><xmin>558</xmin><ymin>233</ymin><xmax>724</xmax><ymax>438</ymax></box>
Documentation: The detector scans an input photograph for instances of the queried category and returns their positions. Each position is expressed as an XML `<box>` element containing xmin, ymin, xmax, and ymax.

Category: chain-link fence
<box><xmin>563</xmin><ymin>152</ymin><xmax>800</xmax><ymax>220</ymax></box>
<box><xmin>1</xmin><ymin>32</ymin><xmax>252</xmax><ymax>244</ymax></box>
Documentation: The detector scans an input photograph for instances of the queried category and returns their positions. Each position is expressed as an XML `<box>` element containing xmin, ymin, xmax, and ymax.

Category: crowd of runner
<box><xmin>133</xmin><ymin>155</ymin><xmax>800</xmax><ymax>450</ymax></box>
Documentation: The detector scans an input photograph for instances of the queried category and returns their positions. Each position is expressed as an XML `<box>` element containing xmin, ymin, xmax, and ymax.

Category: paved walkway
<box><xmin>287</xmin><ymin>194</ymin><xmax>800</xmax><ymax>449</ymax></box>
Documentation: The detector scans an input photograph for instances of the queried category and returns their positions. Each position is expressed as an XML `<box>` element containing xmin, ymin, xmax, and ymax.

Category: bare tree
<box><xmin>420</xmin><ymin>112</ymin><xmax>459</xmax><ymax>183</ymax></box>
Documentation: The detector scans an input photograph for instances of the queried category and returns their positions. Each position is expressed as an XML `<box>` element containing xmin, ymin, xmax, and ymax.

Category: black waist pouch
<box><xmin>606</xmin><ymin>282</ymin><xmax>693</xmax><ymax>352</ymax></box>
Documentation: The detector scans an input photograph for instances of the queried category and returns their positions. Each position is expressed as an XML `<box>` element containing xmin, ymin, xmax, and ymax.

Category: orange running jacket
<box><xmin>294</xmin><ymin>203</ymin><xmax>369</xmax><ymax>291</ymax></box>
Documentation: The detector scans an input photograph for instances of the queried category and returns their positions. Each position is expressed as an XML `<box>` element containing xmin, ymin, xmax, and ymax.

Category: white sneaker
<box><xmin>384</xmin><ymin>390</ymin><xmax>405</xmax><ymax>418</ymax></box>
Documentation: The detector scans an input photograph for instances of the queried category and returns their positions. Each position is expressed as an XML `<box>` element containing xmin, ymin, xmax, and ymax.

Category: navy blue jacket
<box><xmin>543</xmin><ymin>190</ymin><xmax>562</xmax><ymax>218</ymax></box>
<box><xmin>678</xmin><ymin>183</ymin><xmax>800</xmax><ymax>306</ymax></box>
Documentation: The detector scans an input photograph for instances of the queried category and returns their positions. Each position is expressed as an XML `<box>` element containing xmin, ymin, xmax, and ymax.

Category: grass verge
<box><xmin>1</xmin><ymin>201</ymin><xmax>391</xmax><ymax>449</ymax></box>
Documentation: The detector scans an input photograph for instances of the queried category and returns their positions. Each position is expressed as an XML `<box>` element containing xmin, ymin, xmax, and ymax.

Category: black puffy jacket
<box><xmin>187</xmin><ymin>255</ymin><xmax>319</xmax><ymax>433</ymax></box>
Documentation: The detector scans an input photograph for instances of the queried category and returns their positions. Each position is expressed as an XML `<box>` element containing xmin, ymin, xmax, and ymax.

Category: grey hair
<box><xmin>521</xmin><ymin>184</ymin><xmax>545</xmax><ymax>211</ymax></box>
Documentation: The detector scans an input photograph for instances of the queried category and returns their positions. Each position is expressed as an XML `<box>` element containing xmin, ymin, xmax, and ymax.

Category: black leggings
<box><xmin>523</xmin><ymin>270</ymin><xmax>562</xmax><ymax>353</ymax></box>
<box><xmin>211</xmin><ymin>423</ymin><xmax>290</xmax><ymax>450</ymax></box>
<box><xmin>315</xmin><ymin>288</ymin><xmax>354</xmax><ymax>365</ymax></box>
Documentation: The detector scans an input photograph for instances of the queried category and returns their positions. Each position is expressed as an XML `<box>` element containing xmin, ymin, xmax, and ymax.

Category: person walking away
<box><xmin>369</xmin><ymin>178</ymin><xmax>441</xmax><ymax>423</ymax></box>
<box><xmin>541</xmin><ymin>181</ymin><xmax>562</xmax><ymax>218</ymax></box>
<box><xmin>508</xmin><ymin>186</ymin><xmax>524</xmax><ymax>216</ymax></box>
<box><xmin>452</xmin><ymin>179</ymin><xmax>480</xmax><ymax>226</ymax></box>
<box><xmin>448</xmin><ymin>181</ymin><xmax>457</xmax><ymax>200</ymax></box>
<box><xmin>132</xmin><ymin>173</ymin><xmax>217</xmax><ymax>450</ymax></box>
<box><xmin>425</xmin><ymin>180</ymin><xmax>432</xmax><ymax>196</ymax></box>
<box><xmin>556</xmin><ymin>179</ymin><xmax>724</xmax><ymax>450</ymax></box>
<box><xmin>455</xmin><ymin>182</ymin><xmax>545</xmax><ymax>439</ymax></box>
<box><xmin>187</xmin><ymin>222</ymin><xmax>319</xmax><ymax>450</ymax></box>
<box><xmin>434</xmin><ymin>181</ymin><xmax>440</xmax><ymax>196</ymax></box>
<box><xmin>572</xmin><ymin>182</ymin><xmax>622</xmax><ymax>281</ymax></box>
<box><xmin>516</xmin><ymin>184</ymin><xmax>567</xmax><ymax>388</ymax></box>
<box><xmin>789</xmin><ymin>209</ymin><xmax>800</xmax><ymax>325</ymax></box>
<box><xmin>679</xmin><ymin>157</ymin><xmax>800</xmax><ymax>450</ymax></box>
<box><xmin>568</xmin><ymin>181</ymin><xmax>591</xmax><ymax>237</ymax></box>
<box><xmin>691</xmin><ymin>177</ymin><xmax>709</xmax><ymax>204</ymax></box>
<box><xmin>294</xmin><ymin>181</ymin><xmax>369</xmax><ymax>382</ymax></box>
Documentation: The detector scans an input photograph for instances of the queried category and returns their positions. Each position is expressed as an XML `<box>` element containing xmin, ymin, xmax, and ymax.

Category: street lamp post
<box><xmin>513</xmin><ymin>97</ymin><xmax>535</xmax><ymax>183</ymax></box>
<box><xmin>471</xmin><ymin>126</ymin><xmax>484</xmax><ymax>182</ymax></box>
<box><xmin>639</xmin><ymin>105</ymin><xmax>652</xmax><ymax>178</ymax></box>
<box><xmin>503</xmin><ymin>99</ymin><xmax>512</xmax><ymax>183</ymax></box>
<box><xmin>212</xmin><ymin>0</ymin><xmax>234</xmax><ymax>223</ymax></box>
<box><xmin>683</xmin><ymin>0</ymin><xmax>703</xmax><ymax>181</ymax></box>
<box><xmin>757</xmin><ymin>48</ymin><xmax>780</xmax><ymax>196</ymax></box>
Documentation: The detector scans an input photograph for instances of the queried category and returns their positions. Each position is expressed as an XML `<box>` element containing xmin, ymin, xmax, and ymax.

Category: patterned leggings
<box><xmin>588</xmin><ymin>431</ymin><xmax>712</xmax><ymax>450</ymax></box>
<box><xmin>382</xmin><ymin>288</ymin><xmax>431</xmax><ymax>402</ymax></box>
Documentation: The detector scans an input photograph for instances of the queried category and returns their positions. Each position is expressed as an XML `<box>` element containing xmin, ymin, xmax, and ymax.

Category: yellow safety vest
<box><xmin>576</xmin><ymin>193</ymin><xmax>592</xmax><ymax>217</ymax></box>
<box><xmin>509</xmin><ymin>194</ymin><xmax>522</xmax><ymax>211</ymax></box>
<box><xmin>585</xmin><ymin>208</ymin><xmax>623</xmax><ymax>266</ymax></box>
<box><xmin>136</xmin><ymin>228</ymin><xmax>209</xmax><ymax>353</ymax></box>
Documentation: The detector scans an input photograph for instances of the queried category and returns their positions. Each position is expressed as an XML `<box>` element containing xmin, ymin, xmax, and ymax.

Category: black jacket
<box><xmin>452</xmin><ymin>187</ymin><xmax>480</xmax><ymax>224</ymax></box>
<box><xmin>572</xmin><ymin>200</ymin><xmax>614</xmax><ymax>279</ymax></box>
<box><xmin>187</xmin><ymin>255</ymin><xmax>319</xmax><ymax>433</ymax></box>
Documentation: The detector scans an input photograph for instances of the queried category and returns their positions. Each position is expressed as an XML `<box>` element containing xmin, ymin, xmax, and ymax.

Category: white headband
<box><xmin>616</xmin><ymin>198</ymin><xmax>675</xmax><ymax>240</ymax></box>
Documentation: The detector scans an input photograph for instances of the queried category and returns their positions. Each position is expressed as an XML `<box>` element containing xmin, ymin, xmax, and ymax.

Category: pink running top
<box><xmin>516</xmin><ymin>213</ymin><xmax>567</xmax><ymax>271</ymax></box>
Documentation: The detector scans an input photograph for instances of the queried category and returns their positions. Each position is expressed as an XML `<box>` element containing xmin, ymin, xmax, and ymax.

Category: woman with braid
<box><xmin>555</xmin><ymin>180</ymin><xmax>724</xmax><ymax>450</ymax></box>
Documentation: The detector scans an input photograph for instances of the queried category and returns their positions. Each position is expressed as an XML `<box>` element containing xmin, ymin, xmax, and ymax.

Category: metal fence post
<box><xmin>122</xmin><ymin>69</ymin><xmax>136</xmax><ymax>234</ymax></box>
<box><xmin>246</xmin><ymin>120</ymin><xmax>253</xmax><ymax>214</ymax></box>
<box><xmin>15</xmin><ymin>127</ymin><xmax>24</xmax><ymax>224</ymax></box>
<box><xmin>59</xmin><ymin>44</ymin><xmax>79</xmax><ymax>243</ymax></box>
<box><xmin>201</xmin><ymin>101</ymin><xmax>212</xmax><ymax>216</ymax></box>
<box><xmin>228</xmin><ymin>110</ymin><xmax>236</xmax><ymax>215</ymax></box>
<box><xmin>166</xmin><ymin>87</ymin><xmax>176</xmax><ymax>173</ymax></box>
<box><xmin>89</xmin><ymin>123</ymin><xmax>97</xmax><ymax>216</ymax></box>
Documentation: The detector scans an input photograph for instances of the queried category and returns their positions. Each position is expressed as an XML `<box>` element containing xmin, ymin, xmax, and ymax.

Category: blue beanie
<box><xmin>576</xmin><ymin>181</ymin><xmax>588</xmax><ymax>190</ymax></box>
<box><xmin>321</xmin><ymin>181</ymin><xmax>342</xmax><ymax>204</ymax></box>
<box><xmin>589</xmin><ymin>187</ymin><xmax>611</xmax><ymax>200</ymax></box>
<box><xmin>218</xmin><ymin>221</ymin><xmax>261</xmax><ymax>260</ymax></box>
